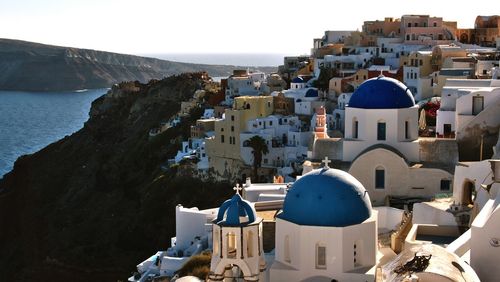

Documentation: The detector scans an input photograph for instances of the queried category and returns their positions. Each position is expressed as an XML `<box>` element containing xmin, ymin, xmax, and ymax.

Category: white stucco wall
<box><xmin>436</xmin><ymin>109</ymin><xmax>456</xmax><ymax>136</ymax></box>
<box><xmin>349</xmin><ymin>148</ymin><xmax>452</xmax><ymax>206</ymax></box>
<box><xmin>175</xmin><ymin>205</ymin><xmax>211</xmax><ymax>250</ymax></box>
<box><xmin>470</xmin><ymin>189</ymin><xmax>500</xmax><ymax>282</ymax></box>
<box><xmin>413</xmin><ymin>202</ymin><xmax>458</xmax><ymax>225</ymax></box>
<box><xmin>271</xmin><ymin>212</ymin><xmax>377</xmax><ymax>282</ymax></box>
<box><xmin>374</xmin><ymin>206</ymin><xmax>404</xmax><ymax>231</ymax></box>
<box><xmin>343</xmin><ymin>107</ymin><xmax>420</xmax><ymax>162</ymax></box>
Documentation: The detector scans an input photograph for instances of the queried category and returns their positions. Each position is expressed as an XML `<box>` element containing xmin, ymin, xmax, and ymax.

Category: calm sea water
<box><xmin>0</xmin><ymin>89</ymin><xmax>106</xmax><ymax>178</ymax></box>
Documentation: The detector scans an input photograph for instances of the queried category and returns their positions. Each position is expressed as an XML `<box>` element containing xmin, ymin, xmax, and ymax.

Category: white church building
<box><xmin>312</xmin><ymin>75</ymin><xmax>455</xmax><ymax>205</ymax></box>
<box><xmin>269</xmin><ymin>165</ymin><xmax>378</xmax><ymax>282</ymax></box>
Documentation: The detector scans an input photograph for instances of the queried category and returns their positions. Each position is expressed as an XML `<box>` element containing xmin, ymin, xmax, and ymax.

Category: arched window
<box><xmin>377</xmin><ymin>121</ymin><xmax>386</xmax><ymax>140</ymax></box>
<box><xmin>284</xmin><ymin>235</ymin><xmax>291</xmax><ymax>263</ymax></box>
<box><xmin>353</xmin><ymin>117</ymin><xmax>359</xmax><ymax>139</ymax></box>
<box><xmin>315</xmin><ymin>243</ymin><xmax>327</xmax><ymax>269</ymax></box>
<box><xmin>226</xmin><ymin>232</ymin><xmax>237</xmax><ymax>258</ymax></box>
<box><xmin>375</xmin><ymin>166</ymin><xmax>385</xmax><ymax>189</ymax></box>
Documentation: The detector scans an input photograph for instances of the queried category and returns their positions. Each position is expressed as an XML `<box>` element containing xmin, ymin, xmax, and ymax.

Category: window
<box><xmin>472</xmin><ymin>96</ymin><xmax>484</xmax><ymax>115</ymax></box>
<box><xmin>441</xmin><ymin>179</ymin><xmax>451</xmax><ymax>191</ymax></box>
<box><xmin>377</xmin><ymin>122</ymin><xmax>386</xmax><ymax>140</ymax></box>
<box><xmin>420</xmin><ymin>59</ymin><xmax>423</xmax><ymax>66</ymax></box>
<box><xmin>353</xmin><ymin>119</ymin><xmax>359</xmax><ymax>139</ymax></box>
<box><xmin>433</xmin><ymin>22</ymin><xmax>437</xmax><ymax>27</ymax></box>
<box><xmin>316</xmin><ymin>244</ymin><xmax>327</xmax><ymax>269</ymax></box>
<box><xmin>213</xmin><ymin>230</ymin><xmax>220</xmax><ymax>257</ymax></box>
<box><xmin>375</xmin><ymin>168</ymin><xmax>385</xmax><ymax>189</ymax></box>
<box><xmin>354</xmin><ymin>240</ymin><xmax>362</xmax><ymax>267</ymax></box>
<box><xmin>408</xmin><ymin>23</ymin><xmax>411</xmax><ymax>27</ymax></box>
<box><xmin>246</xmin><ymin>231</ymin><xmax>254</xmax><ymax>257</ymax></box>
<box><xmin>231</xmin><ymin>126</ymin><xmax>234</xmax><ymax>132</ymax></box>
<box><xmin>267</xmin><ymin>101</ymin><xmax>271</xmax><ymax>107</ymax></box>
<box><xmin>405</xmin><ymin>121</ymin><xmax>410</xmax><ymax>139</ymax></box>
<box><xmin>221</xmin><ymin>127</ymin><xmax>224</xmax><ymax>132</ymax></box>
<box><xmin>284</xmin><ymin>235</ymin><xmax>291</xmax><ymax>263</ymax></box>
<box><xmin>269</xmin><ymin>121</ymin><xmax>273</xmax><ymax>126</ymax></box>
<box><xmin>406</xmin><ymin>34</ymin><xmax>410</xmax><ymax>41</ymax></box>
<box><xmin>226</xmin><ymin>232</ymin><xmax>237</xmax><ymax>258</ymax></box>
<box><xmin>221</xmin><ymin>135</ymin><xmax>225</xmax><ymax>143</ymax></box>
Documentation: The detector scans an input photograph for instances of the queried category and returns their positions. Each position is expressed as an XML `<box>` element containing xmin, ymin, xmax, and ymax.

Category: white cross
<box><xmin>233</xmin><ymin>183</ymin><xmax>243</xmax><ymax>195</ymax></box>
<box><xmin>322</xmin><ymin>156</ymin><xmax>331</xmax><ymax>169</ymax></box>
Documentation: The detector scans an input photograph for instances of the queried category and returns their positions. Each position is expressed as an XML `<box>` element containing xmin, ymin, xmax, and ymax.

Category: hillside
<box><xmin>0</xmin><ymin>39</ymin><xmax>276</xmax><ymax>91</ymax></box>
<box><xmin>0</xmin><ymin>73</ymin><xmax>233</xmax><ymax>281</ymax></box>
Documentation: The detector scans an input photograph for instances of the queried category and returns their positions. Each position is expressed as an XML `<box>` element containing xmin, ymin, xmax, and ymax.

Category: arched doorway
<box><xmin>462</xmin><ymin>180</ymin><xmax>475</xmax><ymax>206</ymax></box>
<box><xmin>460</xmin><ymin>33</ymin><xmax>469</xmax><ymax>43</ymax></box>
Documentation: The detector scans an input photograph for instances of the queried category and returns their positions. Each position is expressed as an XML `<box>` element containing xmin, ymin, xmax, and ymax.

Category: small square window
<box><xmin>440</xmin><ymin>180</ymin><xmax>451</xmax><ymax>191</ymax></box>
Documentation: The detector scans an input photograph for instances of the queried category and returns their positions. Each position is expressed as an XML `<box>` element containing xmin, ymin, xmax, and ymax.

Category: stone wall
<box><xmin>419</xmin><ymin>138</ymin><xmax>459</xmax><ymax>165</ymax></box>
<box><xmin>311</xmin><ymin>138</ymin><xmax>343</xmax><ymax>161</ymax></box>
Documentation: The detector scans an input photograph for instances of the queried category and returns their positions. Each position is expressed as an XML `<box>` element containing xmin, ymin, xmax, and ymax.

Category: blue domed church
<box><xmin>314</xmin><ymin>75</ymin><xmax>454</xmax><ymax>206</ymax></box>
<box><xmin>269</xmin><ymin>163</ymin><xmax>378</xmax><ymax>282</ymax></box>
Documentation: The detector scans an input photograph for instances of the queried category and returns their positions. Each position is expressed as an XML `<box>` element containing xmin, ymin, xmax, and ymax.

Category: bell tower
<box><xmin>208</xmin><ymin>185</ymin><xmax>266</xmax><ymax>281</ymax></box>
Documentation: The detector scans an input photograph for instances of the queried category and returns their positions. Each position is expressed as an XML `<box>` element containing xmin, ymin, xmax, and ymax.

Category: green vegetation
<box><xmin>312</xmin><ymin>66</ymin><xmax>338</xmax><ymax>91</ymax></box>
<box><xmin>247</xmin><ymin>135</ymin><xmax>269</xmax><ymax>181</ymax></box>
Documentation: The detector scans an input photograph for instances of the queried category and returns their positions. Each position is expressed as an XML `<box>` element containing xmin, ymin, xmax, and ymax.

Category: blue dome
<box><xmin>291</xmin><ymin>77</ymin><xmax>305</xmax><ymax>83</ymax></box>
<box><xmin>305</xmin><ymin>88</ymin><xmax>318</xmax><ymax>98</ymax></box>
<box><xmin>348</xmin><ymin>76</ymin><xmax>415</xmax><ymax>109</ymax></box>
<box><xmin>215</xmin><ymin>193</ymin><xmax>256</xmax><ymax>226</ymax></box>
<box><xmin>279</xmin><ymin>168</ymin><xmax>372</xmax><ymax>227</ymax></box>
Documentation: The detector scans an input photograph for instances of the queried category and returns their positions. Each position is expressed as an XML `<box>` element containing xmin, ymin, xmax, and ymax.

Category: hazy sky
<box><xmin>0</xmin><ymin>0</ymin><xmax>497</xmax><ymax>55</ymax></box>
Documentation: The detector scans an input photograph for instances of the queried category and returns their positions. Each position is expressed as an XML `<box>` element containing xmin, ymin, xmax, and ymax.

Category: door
<box><xmin>443</xmin><ymin>124</ymin><xmax>452</xmax><ymax>137</ymax></box>
<box><xmin>472</xmin><ymin>96</ymin><xmax>484</xmax><ymax>115</ymax></box>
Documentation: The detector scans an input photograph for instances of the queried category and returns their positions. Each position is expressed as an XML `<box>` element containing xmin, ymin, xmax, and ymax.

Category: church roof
<box><xmin>215</xmin><ymin>193</ymin><xmax>257</xmax><ymax>227</ymax></box>
<box><xmin>348</xmin><ymin>76</ymin><xmax>415</xmax><ymax>109</ymax></box>
<box><xmin>291</xmin><ymin>77</ymin><xmax>305</xmax><ymax>83</ymax></box>
<box><xmin>305</xmin><ymin>88</ymin><xmax>319</xmax><ymax>97</ymax></box>
<box><xmin>279</xmin><ymin>167</ymin><xmax>372</xmax><ymax>227</ymax></box>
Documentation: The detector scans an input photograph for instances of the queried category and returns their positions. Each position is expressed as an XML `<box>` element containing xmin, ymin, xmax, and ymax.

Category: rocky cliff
<box><xmin>0</xmin><ymin>39</ymin><xmax>275</xmax><ymax>91</ymax></box>
<box><xmin>0</xmin><ymin>73</ymin><xmax>232</xmax><ymax>281</ymax></box>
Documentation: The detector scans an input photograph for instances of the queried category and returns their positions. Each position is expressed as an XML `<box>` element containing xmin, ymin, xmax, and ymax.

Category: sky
<box><xmin>0</xmin><ymin>0</ymin><xmax>498</xmax><ymax>56</ymax></box>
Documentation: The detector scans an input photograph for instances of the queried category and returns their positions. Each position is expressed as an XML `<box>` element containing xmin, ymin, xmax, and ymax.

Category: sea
<box><xmin>0</xmin><ymin>89</ymin><xmax>107</xmax><ymax>178</ymax></box>
<box><xmin>0</xmin><ymin>54</ymin><xmax>285</xmax><ymax>178</ymax></box>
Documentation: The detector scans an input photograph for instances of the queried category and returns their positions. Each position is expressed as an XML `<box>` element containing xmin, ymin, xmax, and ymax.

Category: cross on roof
<box><xmin>322</xmin><ymin>156</ymin><xmax>331</xmax><ymax>169</ymax></box>
<box><xmin>233</xmin><ymin>183</ymin><xmax>243</xmax><ymax>195</ymax></box>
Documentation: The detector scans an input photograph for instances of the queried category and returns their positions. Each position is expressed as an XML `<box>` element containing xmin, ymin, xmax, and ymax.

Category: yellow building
<box><xmin>401</xmin><ymin>51</ymin><xmax>433</xmax><ymax>77</ymax></box>
<box><xmin>431</xmin><ymin>45</ymin><xmax>467</xmax><ymax>71</ymax></box>
<box><xmin>205</xmin><ymin>96</ymin><xmax>274</xmax><ymax>180</ymax></box>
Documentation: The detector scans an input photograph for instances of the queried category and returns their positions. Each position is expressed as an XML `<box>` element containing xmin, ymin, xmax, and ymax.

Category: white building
<box><xmin>332</xmin><ymin>92</ymin><xmax>352</xmax><ymax>131</ymax></box>
<box><xmin>436</xmin><ymin>78</ymin><xmax>500</xmax><ymax>138</ymax></box>
<box><xmin>344</xmin><ymin>76</ymin><xmax>420</xmax><ymax>162</ymax></box>
<box><xmin>312</xmin><ymin>76</ymin><xmax>454</xmax><ymax>205</ymax></box>
<box><xmin>240</xmin><ymin>115</ymin><xmax>309</xmax><ymax>168</ymax></box>
<box><xmin>270</xmin><ymin>166</ymin><xmax>378</xmax><ymax>281</ymax></box>
<box><xmin>225</xmin><ymin>71</ymin><xmax>267</xmax><ymax>105</ymax></box>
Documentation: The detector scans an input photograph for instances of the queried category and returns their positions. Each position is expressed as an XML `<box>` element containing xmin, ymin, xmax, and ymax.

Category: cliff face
<box><xmin>0</xmin><ymin>39</ymin><xmax>276</xmax><ymax>91</ymax></box>
<box><xmin>0</xmin><ymin>73</ymin><xmax>232</xmax><ymax>281</ymax></box>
